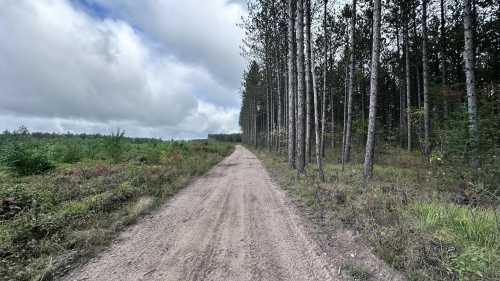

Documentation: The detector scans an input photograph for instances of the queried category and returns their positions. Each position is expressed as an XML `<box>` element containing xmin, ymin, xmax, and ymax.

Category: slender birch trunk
<box><xmin>363</xmin><ymin>0</ymin><xmax>381</xmax><ymax>180</ymax></box>
<box><xmin>321</xmin><ymin>0</ymin><xmax>328</xmax><ymax>158</ymax></box>
<box><xmin>331</xmin><ymin>86</ymin><xmax>336</xmax><ymax>149</ymax></box>
<box><xmin>422</xmin><ymin>0</ymin><xmax>431</xmax><ymax>156</ymax></box>
<box><xmin>397</xmin><ymin>22</ymin><xmax>405</xmax><ymax>148</ymax></box>
<box><xmin>341</xmin><ymin>18</ymin><xmax>349</xmax><ymax>167</ymax></box>
<box><xmin>404</xmin><ymin>15</ymin><xmax>412</xmax><ymax>151</ymax></box>
<box><xmin>463</xmin><ymin>0</ymin><xmax>480</xmax><ymax>171</ymax></box>
<box><xmin>288</xmin><ymin>0</ymin><xmax>296</xmax><ymax>168</ymax></box>
<box><xmin>413</xmin><ymin>15</ymin><xmax>422</xmax><ymax>109</ymax></box>
<box><xmin>305</xmin><ymin>0</ymin><xmax>312</xmax><ymax>164</ymax></box>
<box><xmin>342</xmin><ymin>44</ymin><xmax>349</xmax><ymax>168</ymax></box>
<box><xmin>311</xmin><ymin>54</ymin><xmax>326</xmax><ymax>181</ymax></box>
<box><xmin>441</xmin><ymin>0</ymin><xmax>448</xmax><ymax>118</ymax></box>
<box><xmin>277</xmin><ymin>63</ymin><xmax>282</xmax><ymax>154</ymax></box>
<box><xmin>343</xmin><ymin>0</ymin><xmax>357</xmax><ymax>164</ymax></box>
<box><xmin>296</xmin><ymin>0</ymin><xmax>306</xmax><ymax>174</ymax></box>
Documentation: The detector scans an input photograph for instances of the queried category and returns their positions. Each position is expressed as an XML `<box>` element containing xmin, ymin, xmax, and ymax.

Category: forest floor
<box><xmin>253</xmin><ymin>145</ymin><xmax>499</xmax><ymax>281</ymax></box>
<box><xmin>62</xmin><ymin>145</ymin><xmax>401</xmax><ymax>281</ymax></box>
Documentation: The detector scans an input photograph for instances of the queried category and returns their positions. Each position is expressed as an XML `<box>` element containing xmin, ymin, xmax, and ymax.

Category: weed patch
<box><xmin>0</xmin><ymin>135</ymin><xmax>233</xmax><ymax>281</ymax></box>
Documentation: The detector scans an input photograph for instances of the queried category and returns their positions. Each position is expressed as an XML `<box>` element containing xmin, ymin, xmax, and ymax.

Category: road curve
<box><xmin>63</xmin><ymin>145</ymin><xmax>341</xmax><ymax>281</ymax></box>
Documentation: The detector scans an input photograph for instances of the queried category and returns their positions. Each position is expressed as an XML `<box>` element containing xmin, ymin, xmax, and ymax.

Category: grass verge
<box><xmin>252</xmin><ymin>146</ymin><xmax>499</xmax><ymax>281</ymax></box>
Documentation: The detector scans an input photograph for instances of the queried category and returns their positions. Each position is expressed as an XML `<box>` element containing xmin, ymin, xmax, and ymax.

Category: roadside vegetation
<box><xmin>0</xmin><ymin>128</ymin><xmax>233</xmax><ymax>281</ymax></box>
<box><xmin>239</xmin><ymin>0</ymin><xmax>499</xmax><ymax>279</ymax></box>
<box><xmin>254</xmin><ymin>144</ymin><xmax>499</xmax><ymax>281</ymax></box>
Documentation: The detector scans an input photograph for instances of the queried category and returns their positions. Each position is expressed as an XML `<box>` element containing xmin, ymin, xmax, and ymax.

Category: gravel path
<box><xmin>62</xmin><ymin>145</ymin><xmax>341</xmax><ymax>281</ymax></box>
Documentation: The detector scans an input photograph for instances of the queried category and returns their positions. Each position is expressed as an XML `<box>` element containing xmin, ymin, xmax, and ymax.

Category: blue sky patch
<box><xmin>70</xmin><ymin>0</ymin><xmax>110</xmax><ymax>19</ymax></box>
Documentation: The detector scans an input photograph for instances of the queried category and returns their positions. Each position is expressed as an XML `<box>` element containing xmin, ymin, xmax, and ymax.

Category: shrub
<box><xmin>0</xmin><ymin>143</ymin><xmax>54</xmax><ymax>176</ymax></box>
<box><xmin>51</xmin><ymin>142</ymin><xmax>82</xmax><ymax>164</ymax></box>
<box><xmin>136</xmin><ymin>145</ymin><xmax>162</xmax><ymax>164</ymax></box>
<box><xmin>104</xmin><ymin>130</ymin><xmax>126</xmax><ymax>163</ymax></box>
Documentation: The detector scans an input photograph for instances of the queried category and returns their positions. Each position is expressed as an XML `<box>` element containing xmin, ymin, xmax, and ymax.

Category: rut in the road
<box><xmin>62</xmin><ymin>145</ymin><xmax>340</xmax><ymax>281</ymax></box>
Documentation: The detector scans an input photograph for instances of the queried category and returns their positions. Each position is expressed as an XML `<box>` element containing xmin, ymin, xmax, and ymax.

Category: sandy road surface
<box><xmin>63</xmin><ymin>145</ymin><xmax>340</xmax><ymax>281</ymax></box>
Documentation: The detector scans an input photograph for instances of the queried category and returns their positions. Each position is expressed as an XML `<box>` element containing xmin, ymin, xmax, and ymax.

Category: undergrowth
<box><xmin>0</xmin><ymin>133</ymin><xmax>233</xmax><ymax>281</ymax></box>
<box><xmin>254</xmin><ymin>145</ymin><xmax>500</xmax><ymax>281</ymax></box>
<box><xmin>410</xmin><ymin>202</ymin><xmax>500</xmax><ymax>280</ymax></box>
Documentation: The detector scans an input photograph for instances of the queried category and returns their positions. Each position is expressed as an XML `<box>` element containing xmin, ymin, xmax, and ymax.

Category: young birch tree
<box><xmin>363</xmin><ymin>0</ymin><xmax>382</xmax><ymax>180</ymax></box>
<box><xmin>404</xmin><ymin>6</ymin><xmax>412</xmax><ymax>151</ymax></box>
<box><xmin>296</xmin><ymin>0</ymin><xmax>306</xmax><ymax>174</ymax></box>
<box><xmin>343</xmin><ymin>0</ymin><xmax>357</xmax><ymax>164</ymax></box>
<box><xmin>321</xmin><ymin>0</ymin><xmax>328</xmax><ymax>158</ymax></box>
<box><xmin>305</xmin><ymin>0</ymin><xmax>313</xmax><ymax>164</ymax></box>
<box><xmin>422</xmin><ymin>0</ymin><xmax>431</xmax><ymax>156</ymax></box>
<box><xmin>288</xmin><ymin>0</ymin><xmax>296</xmax><ymax>168</ymax></box>
<box><xmin>463</xmin><ymin>0</ymin><xmax>480</xmax><ymax>172</ymax></box>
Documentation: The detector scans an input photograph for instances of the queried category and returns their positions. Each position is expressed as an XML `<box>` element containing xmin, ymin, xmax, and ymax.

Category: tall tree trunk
<box><xmin>269</xmin><ymin>67</ymin><xmax>272</xmax><ymax>150</ymax></box>
<box><xmin>277</xmin><ymin>63</ymin><xmax>282</xmax><ymax>153</ymax></box>
<box><xmin>285</xmin><ymin>70</ymin><xmax>289</xmax><ymax>145</ymax></box>
<box><xmin>463</xmin><ymin>0</ymin><xmax>480</xmax><ymax>171</ymax></box>
<box><xmin>397</xmin><ymin>20</ymin><xmax>405</xmax><ymax>148</ymax></box>
<box><xmin>296</xmin><ymin>0</ymin><xmax>306</xmax><ymax>174</ymax></box>
<box><xmin>331</xmin><ymin>86</ymin><xmax>336</xmax><ymax>149</ymax></box>
<box><xmin>413</xmin><ymin>14</ymin><xmax>422</xmax><ymax>110</ymax></box>
<box><xmin>305</xmin><ymin>0</ymin><xmax>312</xmax><ymax>164</ymax></box>
<box><xmin>342</xmin><ymin>45</ymin><xmax>348</xmax><ymax>167</ymax></box>
<box><xmin>416</xmin><ymin>63</ymin><xmax>422</xmax><ymax>109</ymax></box>
<box><xmin>253</xmin><ymin>96</ymin><xmax>258</xmax><ymax>146</ymax></box>
<box><xmin>343</xmin><ymin>0</ymin><xmax>357</xmax><ymax>164</ymax></box>
<box><xmin>311</xmin><ymin>55</ymin><xmax>326</xmax><ymax>181</ymax></box>
<box><xmin>287</xmin><ymin>0</ymin><xmax>296</xmax><ymax>168</ymax></box>
<box><xmin>361</xmin><ymin>78</ymin><xmax>366</xmax><ymax>141</ymax></box>
<box><xmin>441</xmin><ymin>0</ymin><xmax>448</xmax><ymax>118</ymax></box>
<box><xmin>363</xmin><ymin>0</ymin><xmax>381</xmax><ymax>180</ymax></box>
<box><xmin>266</xmin><ymin>57</ymin><xmax>271</xmax><ymax>150</ymax></box>
<box><xmin>422</xmin><ymin>0</ymin><xmax>431</xmax><ymax>156</ymax></box>
<box><xmin>404</xmin><ymin>15</ymin><xmax>412</xmax><ymax>151</ymax></box>
<box><xmin>321</xmin><ymin>0</ymin><xmax>328</xmax><ymax>158</ymax></box>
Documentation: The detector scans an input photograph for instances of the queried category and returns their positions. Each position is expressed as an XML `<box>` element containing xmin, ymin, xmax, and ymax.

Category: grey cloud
<box><xmin>0</xmin><ymin>0</ymin><xmax>242</xmax><ymax>138</ymax></box>
<box><xmin>88</xmin><ymin>0</ymin><xmax>246</xmax><ymax>107</ymax></box>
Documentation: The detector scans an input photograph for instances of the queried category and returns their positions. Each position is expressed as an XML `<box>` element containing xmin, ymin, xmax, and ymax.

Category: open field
<box><xmin>0</xmin><ymin>132</ymin><xmax>233</xmax><ymax>281</ymax></box>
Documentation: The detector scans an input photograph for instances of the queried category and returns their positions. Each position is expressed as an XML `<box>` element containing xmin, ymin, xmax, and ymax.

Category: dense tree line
<box><xmin>208</xmin><ymin>134</ymin><xmax>243</xmax><ymax>142</ymax></box>
<box><xmin>239</xmin><ymin>0</ymin><xmax>499</xmax><ymax>183</ymax></box>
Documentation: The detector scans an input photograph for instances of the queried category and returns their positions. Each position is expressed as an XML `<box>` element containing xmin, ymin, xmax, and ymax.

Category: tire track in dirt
<box><xmin>62</xmin><ymin>145</ymin><xmax>341</xmax><ymax>281</ymax></box>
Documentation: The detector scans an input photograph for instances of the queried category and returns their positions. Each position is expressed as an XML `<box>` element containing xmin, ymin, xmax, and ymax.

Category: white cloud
<box><xmin>0</xmin><ymin>0</ymin><xmax>244</xmax><ymax>139</ymax></box>
<box><xmin>88</xmin><ymin>0</ymin><xmax>246</xmax><ymax>103</ymax></box>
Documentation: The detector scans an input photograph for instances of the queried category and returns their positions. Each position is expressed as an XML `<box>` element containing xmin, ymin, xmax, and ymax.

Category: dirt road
<box><xmin>63</xmin><ymin>145</ymin><xmax>340</xmax><ymax>281</ymax></box>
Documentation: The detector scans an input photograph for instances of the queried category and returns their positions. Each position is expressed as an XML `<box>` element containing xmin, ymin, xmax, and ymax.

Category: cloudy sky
<box><xmin>0</xmin><ymin>0</ymin><xmax>247</xmax><ymax>139</ymax></box>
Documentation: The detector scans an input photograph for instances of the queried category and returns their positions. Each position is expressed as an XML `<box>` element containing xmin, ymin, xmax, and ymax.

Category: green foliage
<box><xmin>352</xmin><ymin>119</ymin><xmax>368</xmax><ymax>137</ymax></box>
<box><xmin>0</xmin><ymin>143</ymin><xmax>54</xmax><ymax>176</ymax></box>
<box><xmin>0</xmin><ymin>133</ymin><xmax>234</xmax><ymax>281</ymax></box>
<box><xmin>411</xmin><ymin>202</ymin><xmax>500</xmax><ymax>280</ymax></box>
<box><xmin>433</xmin><ymin>104</ymin><xmax>500</xmax><ymax>196</ymax></box>
<box><xmin>51</xmin><ymin>142</ymin><xmax>82</xmax><ymax>164</ymax></box>
<box><xmin>104</xmin><ymin>129</ymin><xmax>126</xmax><ymax>163</ymax></box>
<box><xmin>208</xmin><ymin>133</ymin><xmax>242</xmax><ymax>142</ymax></box>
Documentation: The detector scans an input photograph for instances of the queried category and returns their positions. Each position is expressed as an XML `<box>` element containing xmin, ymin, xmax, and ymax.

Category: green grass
<box><xmin>0</xmin><ymin>134</ymin><xmax>234</xmax><ymax>281</ymax></box>
<box><xmin>411</xmin><ymin>202</ymin><xmax>500</xmax><ymax>280</ymax></box>
<box><xmin>252</xmin><ymin>144</ymin><xmax>500</xmax><ymax>281</ymax></box>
